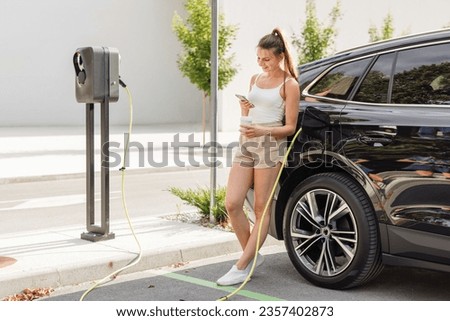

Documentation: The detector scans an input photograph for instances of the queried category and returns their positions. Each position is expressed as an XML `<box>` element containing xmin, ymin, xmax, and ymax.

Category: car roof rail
<box><xmin>335</xmin><ymin>28</ymin><xmax>450</xmax><ymax>55</ymax></box>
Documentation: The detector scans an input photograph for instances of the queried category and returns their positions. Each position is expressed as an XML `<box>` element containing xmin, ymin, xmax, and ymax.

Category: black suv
<box><xmin>246</xmin><ymin>29</ymin><xmax>450</xmax><ymax>289</ymax></box>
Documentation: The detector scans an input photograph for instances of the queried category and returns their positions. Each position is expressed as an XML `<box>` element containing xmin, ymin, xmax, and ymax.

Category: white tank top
<box><xmin>247</xmin><ymin>74</ymin><xmax>288</xmax><ymax>124</ymax></box>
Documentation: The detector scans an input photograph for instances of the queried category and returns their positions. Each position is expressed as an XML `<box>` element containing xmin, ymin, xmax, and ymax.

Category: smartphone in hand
<box><xmin>235</xmin><ymin>94</ymin><xmax>254</xmax><ymax>107</ymax></box>
<box><xmin>235</xmin><ymin>94</ymin><xmax>249</xmax><ymax>102</ymax></box>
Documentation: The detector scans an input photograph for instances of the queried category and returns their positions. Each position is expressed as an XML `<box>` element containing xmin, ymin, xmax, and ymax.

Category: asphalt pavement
<box><xmin>0</xmin><ymin>124</ymin><xmax>283</xmax><ymax>299</ymax></box>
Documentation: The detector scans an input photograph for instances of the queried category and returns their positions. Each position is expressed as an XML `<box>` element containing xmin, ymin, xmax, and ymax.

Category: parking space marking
<box><xmin>164</xmin><ymin>272</ymin><xmax>284</xmax><ymax>301</ymax></box>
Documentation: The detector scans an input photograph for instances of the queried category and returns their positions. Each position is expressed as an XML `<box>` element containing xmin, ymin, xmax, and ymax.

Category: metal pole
<box><xmin>81</xmin><ymin>100</ymin><xmax>114</xmax><ymax>242</ymax></box>
<box><xmin>209</xmin><ymin>0</ymin><xmax>218</xmax><ymax>224</ymax></box>
<box><xmin>100</xmin><ymin>100</ymin><xmax>111</xmax><ymax>236</ymax></box>
<box><xmin>86</xmin><ymin>103</ymin><xmax>95</xmax><ymax>227</ymax></box>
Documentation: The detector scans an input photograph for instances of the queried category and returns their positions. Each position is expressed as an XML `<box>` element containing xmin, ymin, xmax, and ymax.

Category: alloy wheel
<box><xmin>289</xmin><ymin>188</ymin><xmax>358</xmax><ymax>277</ymax></box>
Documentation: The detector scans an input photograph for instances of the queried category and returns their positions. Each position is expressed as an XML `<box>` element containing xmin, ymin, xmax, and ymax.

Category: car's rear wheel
<box><xmin>283</xmin><ymin>172</ymin><xmax>383</xmax><ymax>289</ymax></box>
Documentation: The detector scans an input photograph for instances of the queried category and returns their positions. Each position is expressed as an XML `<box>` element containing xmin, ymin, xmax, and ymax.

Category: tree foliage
<box><xmin>368</xmin><ymin>13</ymin><xmax>394</xmax><ymax>42</ymax></box>
<box><xmin>172</xmin><ymin>0</ymin><xmax>238</xmax><ymax>96</ymax></box>
<box><xmin>292</xmin><ymin>0</ymin><xmax>342</xmax><ymax>65</ymax></box>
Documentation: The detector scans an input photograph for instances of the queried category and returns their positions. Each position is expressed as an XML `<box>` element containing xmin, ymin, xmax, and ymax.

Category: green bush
<box><xmin>292</xmin><ymin>0</ymin><xmax>341</xmax><ymax>64</ymax></box>
<box><xmin>168</xmin><ymin>186</ymin><xmax>228</xmax><ymax>224</ymax></box>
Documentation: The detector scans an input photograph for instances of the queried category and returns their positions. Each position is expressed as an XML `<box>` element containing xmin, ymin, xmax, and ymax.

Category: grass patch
<box><xmin>168</xmin><ymin>186</ymin><xmax>228</xmax><ymax>224</ymax></box>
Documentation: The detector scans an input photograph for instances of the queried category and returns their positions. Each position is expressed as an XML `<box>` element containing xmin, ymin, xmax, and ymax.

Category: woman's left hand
<box><xmin>240</xmin><ymin>124</ymin><xmax>269</xmax><ymax>138</ymax></box>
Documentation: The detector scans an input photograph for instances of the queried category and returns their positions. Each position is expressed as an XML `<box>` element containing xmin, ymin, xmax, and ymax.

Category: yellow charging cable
<box><xmin>80</xmin><ymin>84</ymin><xmax>142</xmax><ymax>301</ymax></box>
<box><xmin>218</xmin><ymin>126</ymin><xmax>303</xmax><ymax>301</ymax></box>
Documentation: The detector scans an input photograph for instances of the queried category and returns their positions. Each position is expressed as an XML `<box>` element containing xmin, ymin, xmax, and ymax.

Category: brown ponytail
<box><xmin>257</xmin><ymin>28</ymin><xmax>298</xmax><ymax>80</ymax></box>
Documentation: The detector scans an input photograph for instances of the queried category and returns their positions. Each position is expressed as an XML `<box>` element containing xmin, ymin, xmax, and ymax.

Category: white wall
<box><xmin>0</xmin><ymin>0</ymin><xmax>202</xmax><ymax>127</ymax></box>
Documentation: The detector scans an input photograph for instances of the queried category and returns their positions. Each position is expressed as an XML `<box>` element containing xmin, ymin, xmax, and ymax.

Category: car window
<box><xmin>392</xmin><ymin>43</ymin><xmax>450</xmax><ymax>105</ymax></box>
<box><xmin>299</xmin><ymin>65</ymin><xmax>329</xmax><ymax>99</ymax></box>
<box><xmin>353</xmin><ymin>53</ymin><xmax>396</xmax><ymax>104</ymax></box>
<box><xmin>308</xmin><ymin>58</ymin><xmax>371</xmax><ymax>100</ymax></box>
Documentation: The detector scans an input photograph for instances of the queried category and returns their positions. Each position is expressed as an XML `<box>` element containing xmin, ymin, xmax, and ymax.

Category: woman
<box><xmin>217</xmin><ymin>28</ymin><xmax>300</xmax><ymax>286</ymax></box>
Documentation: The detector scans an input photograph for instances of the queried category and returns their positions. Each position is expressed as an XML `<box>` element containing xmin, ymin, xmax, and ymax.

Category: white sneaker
<box><xmin>216</xmin><ymin>254</ymin><xmax>265</xmax><ymax>286</ymax></box>
<box><xmin>249</xmin><ymin>253</ymin><xmax>265</xmax><ymax>269</ymax></box>
<box><xmin>216</xmin><ymin>265</ymin><xmax>250</xmax><ymax>286</ymax></box>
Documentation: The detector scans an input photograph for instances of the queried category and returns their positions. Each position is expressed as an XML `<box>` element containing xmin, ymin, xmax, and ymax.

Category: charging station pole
<box><xmin>74</xmin><ymin>47</ymin><xmax>119</xmax><ymax>242</ymax></box>
<box><xmin>82</xmin><ymin>100</ymin><xmax>114</xmax><ymax>242</ymax></box>
<box><xmin>85</xmin><ymin>103</ymin><xmax>95</xmax><ymax>237</ymax></box>
<box><xmin>81</xmin><ymin>93</ymin><xmax>114</xmax><ymax>242</ymax></box>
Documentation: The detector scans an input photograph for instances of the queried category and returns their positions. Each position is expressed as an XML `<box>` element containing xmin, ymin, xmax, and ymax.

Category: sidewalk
<box><xmin>0</xmin><ymin>125</ymin><xmax>284</xmax><ymax>299</ymax></box>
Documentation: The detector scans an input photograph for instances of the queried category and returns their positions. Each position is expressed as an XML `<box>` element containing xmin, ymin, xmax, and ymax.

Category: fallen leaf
<box><xmin>1</xmin><ymin>287</ymin><xmax>54</xmax><ymax>301</ymax></box>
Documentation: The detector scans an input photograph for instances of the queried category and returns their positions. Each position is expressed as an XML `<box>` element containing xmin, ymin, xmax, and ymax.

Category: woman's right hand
<box><xmin>239</xmin><ymin>99</ymin><xmax>254</xmax><ymax>113</ymax></box>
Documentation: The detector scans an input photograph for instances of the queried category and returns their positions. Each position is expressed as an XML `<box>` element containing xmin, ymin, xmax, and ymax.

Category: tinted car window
<box><xmin>299</xmin><ymin>65</ymin><xmax>329</xmax><ymax>99</ymax></box>
<box><xmin>308</xmin><ymin>58</ymin><xmax>371</xmax><ymax>100</ymax></box>
<box><xmin>353</xmin><ymin>53</ymin><xmax>396</xmax><ymax>103</ymax></box>
<box><xmin>392</xmin><ymin>43</ymin><xmax>450</xmax><ymax>105</ymax></box>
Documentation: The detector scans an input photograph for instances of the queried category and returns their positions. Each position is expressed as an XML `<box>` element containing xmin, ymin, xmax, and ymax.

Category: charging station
<box><xmin>73</xmin><ymin>47</ymin><xmax>120</xmax><ymax>242</ymax></box>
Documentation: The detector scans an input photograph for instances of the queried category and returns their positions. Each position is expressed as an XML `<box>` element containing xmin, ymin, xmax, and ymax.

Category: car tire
<box><xmin>283</xmin><ymin>172</ymin><xmax>383</xmax><ymax>289</ymax></box>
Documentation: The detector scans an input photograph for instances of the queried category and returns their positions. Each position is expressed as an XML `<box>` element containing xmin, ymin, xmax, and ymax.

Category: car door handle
<box><xmin>358</xmin><ymin>135</ymin><xmax>393</xmax><ymax>146</ymax></box>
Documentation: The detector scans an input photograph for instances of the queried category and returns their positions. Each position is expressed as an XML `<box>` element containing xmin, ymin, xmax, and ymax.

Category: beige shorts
<box><xmin>233</xmin><ymin>122</ymin><xmax>287</xmax><ymax>168</ymax></box>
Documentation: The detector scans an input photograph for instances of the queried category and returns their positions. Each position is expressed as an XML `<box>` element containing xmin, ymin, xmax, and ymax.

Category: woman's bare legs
<box><xmin>226</xmin><ymin>162</ymin><xmax>282</xmax><ymax>270</ymax></box>
<box><xmin>235</xmin><ymin>163</ymin><xmax>281</xmax><ymax>269</ymax></box>
<box><xmin>225</xmin><ymin>162</ymin><xmax>254</xmax><ymax>251</ymax></box>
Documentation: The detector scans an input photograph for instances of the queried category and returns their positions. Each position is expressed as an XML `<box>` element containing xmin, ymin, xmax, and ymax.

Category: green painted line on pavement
<box><xmin>164</xmin><ymin>272</ymin><xmax>285</xmax><ymax>301</ymax></box>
